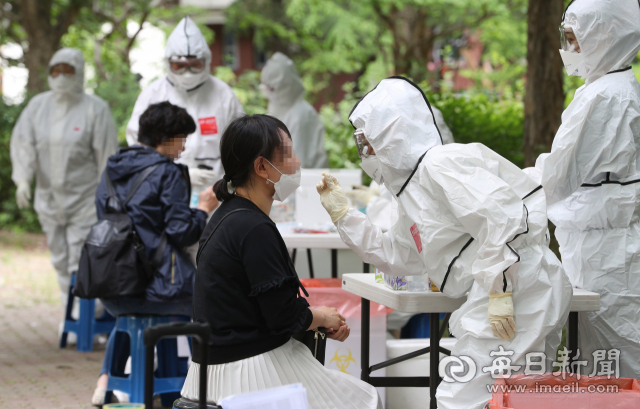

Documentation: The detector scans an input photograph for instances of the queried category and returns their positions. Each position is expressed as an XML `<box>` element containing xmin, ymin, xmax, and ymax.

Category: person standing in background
<box><xmin>260</xmin><ymin>52</ymin><xmax>328</xmax><ymax>169</ymax></box>
<box><xmin>126</xmin><ymin>16</ymin><xmax>245</xmax><ymax>208</ymax></box>
<box><xmin>10</xmin><ymin>48</ymin><xmax>118</xmax><ymax>320</ymax></box>
<box><xmin>524</xmin><ymin>0</ymin><xmax>640</xmax><ymax>378</ymax></box>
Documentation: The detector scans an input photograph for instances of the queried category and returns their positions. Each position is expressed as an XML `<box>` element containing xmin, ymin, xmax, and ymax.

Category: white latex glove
<box><xmin>16</xmin><ymin>180</ymin><xmax>31</xmax><ymax>209</ymax></box>
<box><xmin>345</xmin><ymin>184</ymin><xmax>380</xmax><ymax>208</ymax></box>
<box><xmin>189</xmin><ymin>168</ymin><xmax>217</xmax><ymax>186</ymax></box>
<box><xmin>316</xmin><ymin>172</ymin><xmax>350</xmax><ymax>223</ymax></box>
<box><xmin>488</xmin><ymin>292</ymin><xmax>517</xmax><ymax>340</ymax></box>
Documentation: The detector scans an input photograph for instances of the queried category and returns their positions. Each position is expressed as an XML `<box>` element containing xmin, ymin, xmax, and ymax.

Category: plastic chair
<box><xmin>105</xmin><ymin>315</ymin><xmax>190</xmax><ymax>405</ymax></box>
<box><xmin>60</xmin><ymin>273</ymin><xmax>115</xmax><ymax>352</ymax></box>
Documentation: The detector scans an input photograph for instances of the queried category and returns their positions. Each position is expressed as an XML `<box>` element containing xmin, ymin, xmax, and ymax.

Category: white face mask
<box><xmin>559</xmin><ymin>49</ymin><xmax>588</xmax><ymax>78</ymax></box>
<box><xmin>168</xmin><ymin>70</ymin><xmax>208</xmax><ymax>91</ymax></box>
<box><xmin>48</xmin><ymin>75</ymin><xmax>78</xmax><ymax>94</ymax></box>
<box><xmin>265</xmin><ymin>159</ymin><xmax>301</xmax><ymax>201</ymax></box>
<box><xmin>360</xmin><ymin>156</ymin><xmax>384</xmax><ymax>185</ymax></box>
<box><xmin>259</xmin><ymin>83</ymin><xmax>276</xmax><ymax>100</ymax></box>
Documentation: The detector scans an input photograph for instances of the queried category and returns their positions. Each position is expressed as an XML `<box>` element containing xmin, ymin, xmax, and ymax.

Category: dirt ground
<box><xmin>0</xmin><ymin>230</ymin><xmax>106</xmax><ymax>409</ymax></box>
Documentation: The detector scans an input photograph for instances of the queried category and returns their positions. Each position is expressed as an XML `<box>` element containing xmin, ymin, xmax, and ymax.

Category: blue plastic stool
<box><xmin>400</xmin><ymin>313</ymin><xmax>447</xmax><ymax>338</ymax></box>
<box><xmin>106</xmin><ymin>315</ymin><xmax>191</xmax><ymax>404</ymax></box>
<box><xmin>60</xmin><ymin>273</ymin><xmax>115</xmax><ymax>352</ymax></box>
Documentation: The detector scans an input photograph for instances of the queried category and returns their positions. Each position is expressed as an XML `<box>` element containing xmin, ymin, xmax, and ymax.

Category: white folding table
<box><xmin>342</xmin><ymin>273</ymin><xmax>600</xmax><ymax>409</ymax></box>
<box><xmin>280</xmin><ymin>233</ymin><xmax>369</xmax><ymax>277</ymax></box>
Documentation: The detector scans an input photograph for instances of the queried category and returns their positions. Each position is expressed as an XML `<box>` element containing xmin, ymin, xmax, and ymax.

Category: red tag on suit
<box><xmin>410</xmin><ymin>223</ymin><xmax>423</xmax><ymax>253</ymax></box>
<box><xmin>198</xmin><ymin>117</ymin><xmax>218</xmax><ymax>135</ymax></box>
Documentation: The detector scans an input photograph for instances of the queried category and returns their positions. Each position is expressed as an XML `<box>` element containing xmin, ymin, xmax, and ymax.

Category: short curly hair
<box><xmin>138</xmin><ymin>101</ymin><xmax>196</xmax><ymax>147</ymax></box>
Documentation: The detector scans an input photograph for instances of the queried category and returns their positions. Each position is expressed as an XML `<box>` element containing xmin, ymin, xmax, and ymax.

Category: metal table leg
<box><xmin>307</xmin><ymin>249</ymin><xmax>314</xmax><ymax>278</ymax></box>
<box><xmin>430</xmin><ymin>313</ymin><xmax>440</xmax><ymax>409</ymax></box>
<box><xmin>361</xmin><ymin>297</ymin><xmax>370</xmax><ymax>383</ymax></box>
<box><xmin>331</xmin><ymin>249</ymin><xmax>338</xmax><ymax>278</ymax></box>
<box><xmin>568</xmin><ymin>311</ymin><xmax>579</xmax><ymax>368</ymax></box>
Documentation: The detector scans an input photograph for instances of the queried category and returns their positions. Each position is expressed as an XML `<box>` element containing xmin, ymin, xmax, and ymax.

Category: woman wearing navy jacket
<box><xmin>91</xmin><ymin>102</ymin><xmax>218</xmax><ymax>405</ymax></box>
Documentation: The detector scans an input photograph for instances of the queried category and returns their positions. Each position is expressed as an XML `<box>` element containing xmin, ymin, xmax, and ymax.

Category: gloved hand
<box><xmin>488</xmin><ymin>292</ymin><xmax>517</xmax><ymax>340</ymax></box>
<box><xmin>189</xmin><ymin>168</ymin><xmax>217</xmax><ymax>186</ymax></box>
<box><xmin>316</xmin><ymin>172</ymin><xmax>350</xmax><ymax>223</ymax></box>
<box><xmin>345</xmin><ymin>184</ymin><xmax>380</xmax><ymax>208</ymax></box>
<box><xmin>16</xmin><ymin>180</ymin><xmax>31</xmax><ymax>209</ymax></box>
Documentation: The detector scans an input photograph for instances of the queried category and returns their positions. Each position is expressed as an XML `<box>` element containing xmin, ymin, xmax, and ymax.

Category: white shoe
<box><xmin>91</xmin><ymin>387</ymin><xmax>108</xmax><ymax>406</ymax></box>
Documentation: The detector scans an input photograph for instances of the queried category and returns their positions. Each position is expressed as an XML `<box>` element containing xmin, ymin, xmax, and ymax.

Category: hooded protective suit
<box><xmin>336</xmin><ymin>77</ymin><xmax>571</xmax><ymax>409</ymax></box>
<box><xmin>366</xmin><ymin>106</ymin><xmax>453</xmax><ymax>231</ymax></box>
<box><xmin>261</xmin><ymin>52</ymin><xmax>328</xmax><ymax>168</ymax></box>
<box><xmin>126</xmin><ymin>17</ymin><xmax>245</xmax><ymax>189</ymax></box>
<box><xmin>525</xmin><ymin>0</ymin><xmax>640</xmax><ymax>378</ymax></box>
<box><xmin>10</xmin><ymin>48</ymin><xmax>118</xmax><ymax>297</ymax></box>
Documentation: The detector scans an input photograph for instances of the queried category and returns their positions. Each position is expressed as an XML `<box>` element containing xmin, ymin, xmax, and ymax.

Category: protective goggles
<box><xmin>353</xmin><ymin>129</ymin><xmax>372</xmax><ymax>158</ymax></box>
<box><xmin>168</xmin><ymin>56</ymin><xmax>206</xmax><ymax>74</ymax></box>
<box><xmin>559</xmin><ymin>25</ymin><xmax>578</xmax><ymax>52</ymax></box>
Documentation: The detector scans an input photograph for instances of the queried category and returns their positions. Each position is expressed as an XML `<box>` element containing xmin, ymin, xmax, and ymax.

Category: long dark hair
<box><xmin>213</xmin><ymin>114</ymin><xmax>292</xmax><ymax>202</ymax></box>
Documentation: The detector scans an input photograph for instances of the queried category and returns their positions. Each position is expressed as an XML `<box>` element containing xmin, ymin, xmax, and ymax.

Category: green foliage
<box><xmin>432</xmin><ymin>92</ymin><xmax>525</xmax><ymax>167</ymax></box>
<box><xmin>0</xmin><ymin>97</ymin><xmax>41</xmax><ymax>232</ymax></box>
<box><xmin>214</xmin><ymin>67</ymin><xmax>268</xmax><ymax>115</ymax></box>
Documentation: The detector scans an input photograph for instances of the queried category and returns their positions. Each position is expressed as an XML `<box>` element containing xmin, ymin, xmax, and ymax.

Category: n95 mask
<box><xmin>360</xmin><ymin>156</ymin><xmax>384</xmax><ymax>185</ymax></box>
<box><xmin>559</xmin><ymin>49</ymin><xmax>588</xmax><ymax>78</ymax></box>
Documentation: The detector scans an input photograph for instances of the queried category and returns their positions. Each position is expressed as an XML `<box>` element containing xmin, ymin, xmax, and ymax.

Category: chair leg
<box><xmin>77</xmin><ymin>298</ymin><xmax>95</xmax><ymax>352</ymax></box>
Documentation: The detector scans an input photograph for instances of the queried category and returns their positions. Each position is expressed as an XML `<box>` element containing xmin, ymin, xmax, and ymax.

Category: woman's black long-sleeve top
<box><xmin>192</xmin><ymin>196</ymin><xmax>313</xmax><ymax>365</ymax></box>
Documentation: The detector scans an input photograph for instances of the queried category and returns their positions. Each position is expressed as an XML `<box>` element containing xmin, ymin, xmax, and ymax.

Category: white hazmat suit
<box><xmin>10</xmin><ymin>48</ymin><xmax>118</xmax><ymax>298</ymax></box>
<box><xmin>126</xmin><ymin>17</ymin><xmax>245</xmax><ymax>199</ymax></box>
<box><xmin>525</xmin><ymin>0</ymin><xmax>640</xmax><ymax>379</ymax></box>
<box><xmin>261</xmin><ymin>52</ymin><xmax>328</xmax><ymax>168</ymax></box>
<box><xmin>366</xmin><ymin>105</ymin><xmax>454</xmax><ymax>232</ymax></box>
<box><xmin>328</xmin><ymin>77</ymin><xmax>572</xmax><ymax>409</ymax></box>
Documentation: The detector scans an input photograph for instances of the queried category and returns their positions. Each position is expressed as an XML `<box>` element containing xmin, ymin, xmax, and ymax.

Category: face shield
<box><xmin>559</xmin><ymin>25</ymin><xmax>581</xmax><ymax>52</ymax></box>
<box><xmin>353</xmin><ymin>129</ymin><xmax>373</xmax><ymax>158</ymax></box>
<box><xmin>168</xmin><ymin>56</ymin><xmax>206</xmax><ymax>74</ymax></box>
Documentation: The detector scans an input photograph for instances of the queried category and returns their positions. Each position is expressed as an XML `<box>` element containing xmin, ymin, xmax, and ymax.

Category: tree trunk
<box><xmin>21</xmin><ymin>0</ymin><xmax>87</xmax><ymax>94</ymax></box>
<box><xmin>524</xmin><ymin>0</ymin><xmax>565</xmax><ymax>167</ymax></box>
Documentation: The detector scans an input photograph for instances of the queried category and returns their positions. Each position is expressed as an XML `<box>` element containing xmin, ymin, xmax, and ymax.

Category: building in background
<box><xmin>181</xmin><ymin>0</ymin><xmax>266</xmax><ymax>74</ymax></box>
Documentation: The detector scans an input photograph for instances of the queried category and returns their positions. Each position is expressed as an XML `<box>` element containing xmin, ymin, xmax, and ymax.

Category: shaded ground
<box><xmin>0</xmin><ymin>230</ymin><xmax>105</xmax><ymax>409</ymax></box>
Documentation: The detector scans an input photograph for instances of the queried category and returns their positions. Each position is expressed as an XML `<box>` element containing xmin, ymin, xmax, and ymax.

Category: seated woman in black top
<box><xmin>181</xmin><ymin>115</ymin><xmax>381</xmax><ymax>408</ymax></box>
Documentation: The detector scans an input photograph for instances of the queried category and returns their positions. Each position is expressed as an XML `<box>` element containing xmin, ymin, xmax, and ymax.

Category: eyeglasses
<box><xmin>168</xmin><ymin>56</ymin><xmax>206</xmax><ymax>74</ymax></box>
<box><xmin>353</xmin><ymin>129</ymin><xmax>372</xmax><ymax>158</ymax></box>
<box><xmin>50</xmin><ymin>63</ymin><xmax>75</xmax><ymax>77</ymax></box>
<box><xmin>559</xmin><ymin>25</ymin><xmax>579</xmax><ymax>52</ymax></box>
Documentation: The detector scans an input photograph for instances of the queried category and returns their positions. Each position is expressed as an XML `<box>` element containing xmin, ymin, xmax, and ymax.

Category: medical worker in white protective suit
<box><xmin>260</xmin><ymin>52</ymin><xmax>328</xmax><ymax>168</ymax></box>
<box><xmin>347</xmin><ymin>107</ymin><xmax>454</xmax><ymax>334</ymax></box>
<box><xmin>10</xmin><ymin>48</ymin><xmax>118</xmax><ymax>307</ymax></box>
<box><xmin>524</xmin><ymin>0</ymin><xmax>640</xmax><ymax>378</ymax></box>
<box><xmin>316</xmin><ymin>77</ymin><xmax>572</xmax><ymax>409</ymax></box>
<box><xmin>126</xmin><ymin>16</ymin><xmax>245</xmax><ymax>204</ymax></box>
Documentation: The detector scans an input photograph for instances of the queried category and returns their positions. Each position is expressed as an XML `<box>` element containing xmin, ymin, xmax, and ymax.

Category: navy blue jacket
<box><xmin>96</xmin><ymin>145</ymin><xmax>207</xmax><ymax>302</ymax></box>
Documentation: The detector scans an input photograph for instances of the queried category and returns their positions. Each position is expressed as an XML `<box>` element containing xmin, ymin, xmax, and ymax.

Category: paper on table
<box><xmin>218</xmin><ymin>383</ymin><xmax>309</xmax><ymax>409</ymax></box>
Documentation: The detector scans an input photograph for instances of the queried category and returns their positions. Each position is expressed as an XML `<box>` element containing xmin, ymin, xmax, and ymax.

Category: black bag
<box><xmin>74</xmin><ymin>164</ymin><xmax>166</xmax><ymax>299</ymax></box>
<box><xmin>292</xmin><ymin>327</ymin><xmax>328</xmax><ymax>364</ymax></box>
<box><xmin>144</xmin><ymin>321</ymin><xmax>218</xmax><ymax>409</ymax></box>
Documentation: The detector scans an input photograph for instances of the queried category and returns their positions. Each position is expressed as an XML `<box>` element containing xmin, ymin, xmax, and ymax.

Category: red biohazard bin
<box><xmin>300</xmin><ymin>278</ymin><xmax>391</xmax><ymax>318</ymax></box>
<box><xmin>486</xmin><ymin>373</ymin><xmax>640</xmax><ymax>409</ymax></box>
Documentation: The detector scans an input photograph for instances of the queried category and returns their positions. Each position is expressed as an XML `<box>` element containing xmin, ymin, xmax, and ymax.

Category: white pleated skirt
<box><xmin>181</xmin><ymin>338</ymin><xmax>382</xmax><ymax>409</ymax></box>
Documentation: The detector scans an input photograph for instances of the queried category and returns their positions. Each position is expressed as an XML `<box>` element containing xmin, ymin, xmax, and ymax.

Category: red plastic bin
<box><xmin>486</xmin><ymin>373</ymin><xmax>640</xmax><ymax>409</ymax></box>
